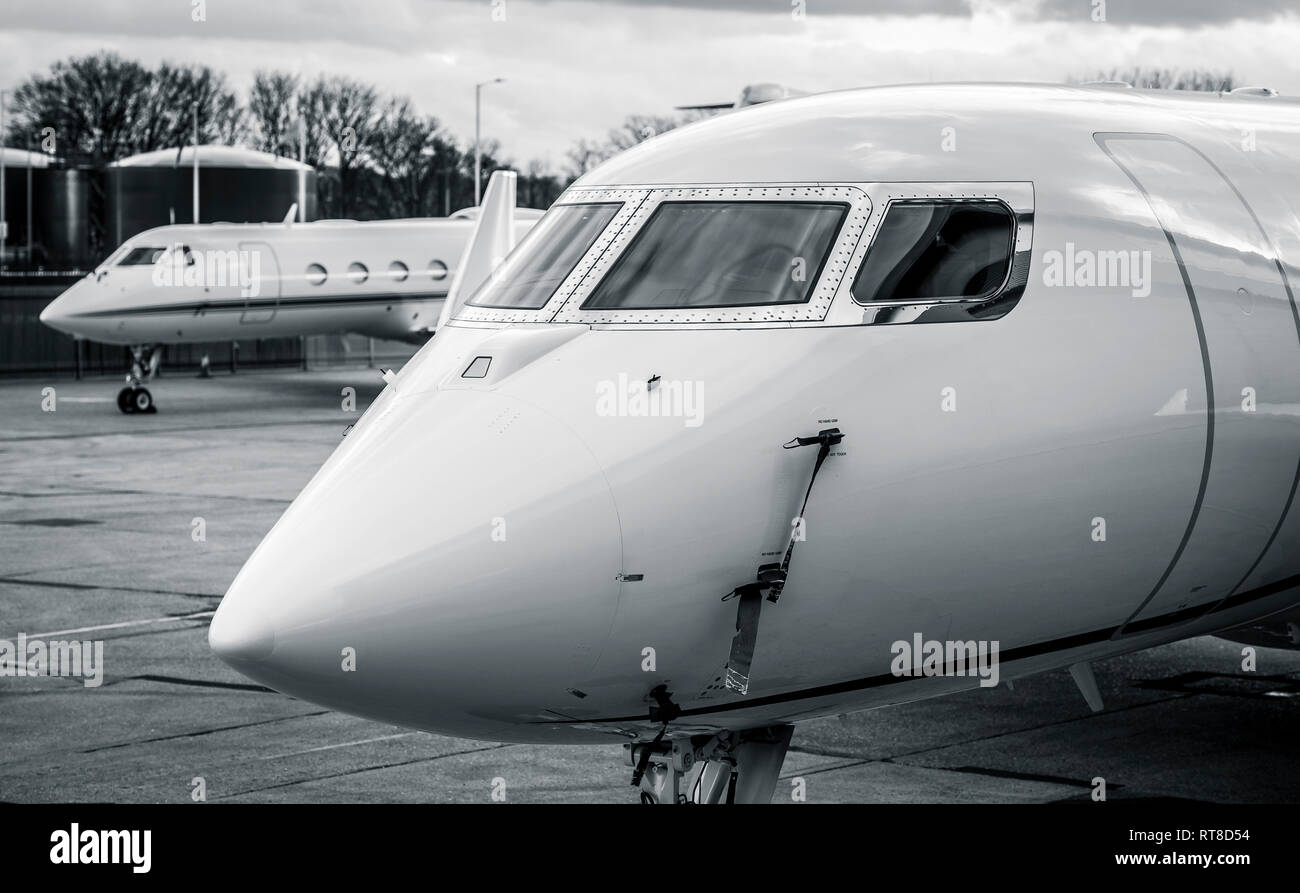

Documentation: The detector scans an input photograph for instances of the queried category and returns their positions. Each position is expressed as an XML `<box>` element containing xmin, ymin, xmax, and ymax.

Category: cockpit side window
<box><xmin>581</xmin><ymin>201</ymin><xmax>847</xmax><ymax>310</ymax></box>
<box><xmin>468</xmin><ymin>202</ymin><xmax>622</xmax><ymax>309</ymax></box>
<box><xmin>851</xmin><ymin>200</ymin><xmax>1014</xmax><ymax>304</ymax></box>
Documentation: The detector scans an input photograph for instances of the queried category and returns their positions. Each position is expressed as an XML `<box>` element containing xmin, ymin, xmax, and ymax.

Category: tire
<box><xmin>131</xmin><ymin>388</ymin><xmax>154</xmax><ymax>414</ymax></box>
<box><xmin>117</xmin><ymin>387</ymin><xmax>135</xmax><ymax>414</ymax></box>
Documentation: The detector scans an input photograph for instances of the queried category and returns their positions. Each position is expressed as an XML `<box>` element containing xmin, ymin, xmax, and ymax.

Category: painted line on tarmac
<box><xmin>27</xmin><ymin>610</ymin><xmax>215</xmax><ymax>638</ymax></box>
<box><xmin>213</xmin><ymin>744</ymin><xmax>517</xmax><ymax>799</ymax></box>
<box><xmin>263</xmin><ymin>733</ymin><xmax>418</xmax><ymax>760</ymax></box>
<box><xmin>0</xmin><ymin>486</ymin><xmax>294</xmax><ymax>504</ymax></box>
<box><xmin>0</xmin><ymin>417</ymin><xmax>345</xmax><ymax>443</ymax></box>
<box><xmin>83</xmin><ymin>711</ymin><xmax>334</xmax><ymax>754</ymax></box>
<box><xmin>0</xmin><ymin>575</ymin><xmax>220</xmax><ymax>599</ymax></box>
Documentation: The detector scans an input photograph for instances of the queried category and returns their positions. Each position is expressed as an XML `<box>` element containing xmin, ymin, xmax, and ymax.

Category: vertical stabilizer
<box><xmin>436</xmin><ymin>170</ymin><xmax>518</xmax><ymax>330</ymax></box>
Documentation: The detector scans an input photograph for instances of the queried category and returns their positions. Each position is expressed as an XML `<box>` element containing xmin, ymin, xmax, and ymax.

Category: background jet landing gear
<box><xmin>117</xmin><ymin>344</ymin><xmax>162</xmax><ymax>414</ymax></box>
<box><xmin>625</xmin><ymin>725</ymin><xmax>794</xmax><ymax>804</ymax></box>
<box><xmin>117</xmin><ymin>387</ymin><xmax>154</xmax><ymax>414</ymax></box>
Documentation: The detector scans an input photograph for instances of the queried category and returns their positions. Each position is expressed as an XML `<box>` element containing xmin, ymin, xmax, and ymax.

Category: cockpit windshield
<box><xmin>582</xmin><ymin>201</ymin><xmax>847</xmax><ymax>310</ymax></box>
<box><xmin>118</xmin><ymin>246</ymin><xmax>168</xmax><ymax>266</ymax></box>
<box><xmin>467</xmin><ymin>202</ymin><xmax>622</xmax><ymax>309</ymax></box>
<box><xmin>118</xmin><ymin>245</ymin><xmax>195</xmax><ymax>268</ymax></box>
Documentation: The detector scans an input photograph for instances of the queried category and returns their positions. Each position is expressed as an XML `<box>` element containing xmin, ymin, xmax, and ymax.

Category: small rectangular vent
<box><xmin>462</xmin><ymin>356</ymin><xmax>492</xmax><ymax>379</ymax></box>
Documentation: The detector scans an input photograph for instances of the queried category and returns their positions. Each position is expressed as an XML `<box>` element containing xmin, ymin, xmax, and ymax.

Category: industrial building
<box><xmin>105</xmin><ymin>145</ymin><xmax>316</xmax><ymax>248</ymax></box>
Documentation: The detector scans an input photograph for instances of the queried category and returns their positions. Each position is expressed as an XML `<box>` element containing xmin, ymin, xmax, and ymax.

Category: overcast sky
<box><xmin>4</xmin><ymin>0</ymin><xmax>1299</xmax><ymax>172</ymax></box>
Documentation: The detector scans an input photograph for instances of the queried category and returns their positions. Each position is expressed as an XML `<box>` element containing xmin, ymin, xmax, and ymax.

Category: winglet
<box><xmin>436</xmin><ymin>170</ymin><xmax>518</xmax><ymax>331</ymax></box>
<box><xmin>1069</xmin><ymin>662</ymin><xmax>1104</xmax><ymax>712</ymax></box>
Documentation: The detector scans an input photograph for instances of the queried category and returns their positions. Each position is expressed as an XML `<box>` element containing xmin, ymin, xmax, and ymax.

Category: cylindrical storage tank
<box><xmin>0</xmin><ymin>148</ymin><xmax>53</xmax><ymax>267</ymax></box>
<box><xmin>106</xmin><ymin>145</ymin><xmax>317</xmax><ymax>248</ymax></box>
<box><xmin>33</xmin><ymin>168</ymin><xmax>90</xmax><ymax>268</ymax></box>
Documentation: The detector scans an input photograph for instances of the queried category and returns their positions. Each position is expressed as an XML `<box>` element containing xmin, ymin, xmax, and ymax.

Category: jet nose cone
<box><xmin>39</xmin><ymin>286</ymin><xmax>80</xmax><ymax>335</ymax></box>
<box><xmin>38</xmin><ymin>299</ymin><xmax>63</xmax><ymax>328</ymax></box>
<box><xmin>208</xmin><ymin>600</ymin><xmax>276</xmax><ymax>664</ymax></box>
<box><xmin>210</xmin><ymin>388</ymin><xmax>623</xmax><ymax>737</ymax></box>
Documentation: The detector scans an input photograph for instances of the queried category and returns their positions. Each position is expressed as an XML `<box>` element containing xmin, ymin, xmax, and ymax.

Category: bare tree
<box><xmin>143</xmin><ymin>63</ymin><xmax>245</xmax><ymax>149</ymax></box>
<box><xmin>248</xmin><ymin>71</ymin><xmax>301</xmax><ymax>155</ymax></box>
<box><xmin>563</xmin><ymin>111</ymin><xmax>702</xmax><ymax>180</ymax></box>
<box><xmin>366</xmin><ymin>98</ymin><xmax>445</xmax><ymax>217</ymax></box>
<box><xmin>299</xmin><ymin>75</ymin><xmax>379</xmax><ymax>216</ymax></box>
<box><xmin>520</xmin><ymin>157</ymin><xmax>565</xmax><ymax>207</ymax></box>
<box><xmin>11</xmin><ymin>54</ymin><xmax>243</xmax><ymax>161</ymax></box>
<box><xmin>1074</xmin><ymin>68</ymin><xmax>1237</xmax><ymax>92</ymax></box>
<box><xmin>563</xmin><ymin>137</ymin><xmax>607</xmax><ymax>180</ymax></box>
<box><xmin>11</xmin><ymin>52</ymin><xmax>153</xmax><ymax>163</ymax></box>
<box><xmin>9</xmin><ymin>51</ymin><xmax>562</xmax><ymax>218</ymax></box>
<box><xmin>462</xmin><ymin>136</ymin><xmax>508</xmax><ymax>207</ymax></box>
<box><xmin>604</xmin><ymin>113</ymin><xmax>684</xmax><ymax>153</ymax></box>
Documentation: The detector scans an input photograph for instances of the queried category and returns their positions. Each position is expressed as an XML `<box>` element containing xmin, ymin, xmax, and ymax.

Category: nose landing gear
<box><xmin>117</xmin><ymin>344</ymin><xmax>162</xmax><ymax>414</ymax></box>
<box><xmin>116</xmin><ymin>386</ymin><xmax>155</xmax><ymax>414</ymax></box>
<box><xmin>115</xmin><ymin>387</ymin><xmax>154</xmax><ymax>415</ymax></box>
<box><xmin>625</xmin><ymin>725</ymin><xmax>794</xmax><ymax>804</ymax></box>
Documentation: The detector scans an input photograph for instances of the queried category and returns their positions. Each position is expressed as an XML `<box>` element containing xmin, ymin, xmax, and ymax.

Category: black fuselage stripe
<box><xmin>1094</xmin><ymin>134</ymin><xmax>1216</xmax><ymax>638</ymax></box>
<box><xmin>70</xmin><ymin>292</ymin><xmax>448</xmax><ymax>318</ymax></box>
<box><xmin>551</xmin><ymin>569</ymin><xmax>1300</xmax><ymax>725</ymax></box>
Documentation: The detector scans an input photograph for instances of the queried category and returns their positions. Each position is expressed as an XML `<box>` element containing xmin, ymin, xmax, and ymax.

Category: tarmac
<box><xmin>1</xmin><ymin>368</ymin><xmax>1298</xmax><ymax>803</ymax></box>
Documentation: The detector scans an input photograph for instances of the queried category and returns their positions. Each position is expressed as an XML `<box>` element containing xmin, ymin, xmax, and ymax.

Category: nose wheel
<box><xmin>117</xmin><ymin>344</ymin><xmax>162</xmax><ymax>414</ymax></box>
<box><xmin>117</xmin><ymin>386</ymin><xmax>155</xmax><ymax>414</ymax></box>
<box><xmin>625</xmin><ymin>725</ymin><xmax>794</xmax><ymax>804</ymax></box>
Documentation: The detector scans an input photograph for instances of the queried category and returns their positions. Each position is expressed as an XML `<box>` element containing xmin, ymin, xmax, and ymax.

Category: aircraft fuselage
<box><xmin>210</xmin><ymin>84</ymin><xmax>1300</xmax><ymax>753</ymax></box>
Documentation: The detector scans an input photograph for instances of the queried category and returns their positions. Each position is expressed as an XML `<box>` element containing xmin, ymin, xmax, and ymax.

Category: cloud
<box><xmin>1034</xmin><ymin>0</ymin><xmax>1300</xmax><ymax>26</ymax></box>
<box><xmin>538</xmin><ymin>0</ymin><xmax>974</xmax><ymax>14</ymax></box>
<box><xmin>536</xmin><ymin>0</ymin><xmax>1300</xmax><ymax>25</ymax></box>
<box><xmin>3</xmin><ymin>0</ymin><xmax>1300</xmax><ymax>171</ymax></box>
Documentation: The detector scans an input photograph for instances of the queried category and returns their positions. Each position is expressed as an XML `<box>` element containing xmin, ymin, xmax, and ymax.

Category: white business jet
<box><xmin>38</xmin><ymin>197</ymin><xmax>540</xmax><ymax>412</ymax></box>
<box><xmin>210</xmin><ymin>83</ymin><xmax>1300</xmax><ymax>803</ymax></box>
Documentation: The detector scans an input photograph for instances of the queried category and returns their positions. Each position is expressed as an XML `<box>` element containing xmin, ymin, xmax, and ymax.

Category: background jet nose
<box><xmin>38</xmin><ymin>297</ymin><xmax>67</xmax><ymax>330</ymax></box>
<box><xmin>209</xmin><ymin>389</ymin><xmax>624</xmax><ymax>734</ymax></box>
<box><xmin>39</xmin><ymin>282</ymin><xmax>90</xmax><ymax>336</ymax></box>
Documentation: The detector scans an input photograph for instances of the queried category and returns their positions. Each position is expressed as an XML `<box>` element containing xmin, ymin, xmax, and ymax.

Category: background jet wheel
<box><xmin>117</xmin><ymin>387</ymin><xmax>136</xmax><ymax>414</ymax></box>
<box><xmin>130</xmin><ymin>388</ymin><xmax>155</xmax><ymax>414</ymax></box>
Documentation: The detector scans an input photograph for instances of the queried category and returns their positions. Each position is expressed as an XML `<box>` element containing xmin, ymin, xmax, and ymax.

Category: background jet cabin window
<box><xmin>582</xmin><ymin>201</ymin><xmax>847</xmax><ymax>310</ymax></box>
<box><xmin>467</xmin><ymin>201</ymin><xmax>622</xmax><ymax>309</ymax></box>
<box><xmin>851</xmin><ymin>201</ymin><xmax>1015</xmax><ymax>304</ymax></box>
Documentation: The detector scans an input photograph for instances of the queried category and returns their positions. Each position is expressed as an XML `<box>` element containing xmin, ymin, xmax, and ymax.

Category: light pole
<box><xmin>192</xmin><ymin>102</ymin><xmax>200</xmax><ymax>224</ymax></box>
<box><xmin>474</xmin><ymin>78</ymin><xmax>505</xmax><ymax>206</ymax></box>
<box><xmin>296</xmin><ymin>117</ymin><xmax>306</xmax><ymax>222</ymax></box>
<box><xmin>1</xmin><ymin>89</ymin><xmax>7</xmax><ymax>274</ymax></box>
